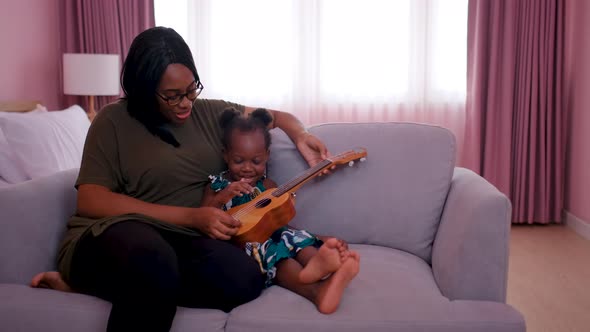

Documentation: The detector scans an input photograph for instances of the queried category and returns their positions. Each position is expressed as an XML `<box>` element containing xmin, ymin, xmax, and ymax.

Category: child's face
<box><xmin>224</xmin><ymin>129</ymin><xmax>269</xmax><ymax>185</ymax></box>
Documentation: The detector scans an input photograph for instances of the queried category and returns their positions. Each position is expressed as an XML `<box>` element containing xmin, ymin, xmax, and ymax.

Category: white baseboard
<box><xmin>564</xmin><ymin>210</ymin><xmax>590</xmax><ymax>241</ymax></box>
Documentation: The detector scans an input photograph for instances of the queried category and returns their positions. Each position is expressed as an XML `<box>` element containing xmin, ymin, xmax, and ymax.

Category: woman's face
<box><xmin>224</xmin><ymin>129</ymin><xmax>269</xmax><ymax>185</ymax></box>
<box><xmin>156</xmin><ymin>63</ymin><xmax>197</xmax><ymax>125</ymax></box>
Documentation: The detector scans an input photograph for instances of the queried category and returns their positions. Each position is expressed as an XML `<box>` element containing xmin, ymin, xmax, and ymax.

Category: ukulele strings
<box><xmin>231</xmin><ymin>159</ymin><xmax>333</xmax><ymax>220</ymax></box>
<box><xmin>231</xmin><ymin>150</ymin><xmax>363</xmax><ymax>223</ymax></box>
<box><xmin>231</xmin><ymin>163</ymin><xmax>327</xmax><ymax>220</ymax></box>
<box><xmin>273</xmin><ymin>159</ymin><xmax>332</xmax><ymax>196</ymax></box>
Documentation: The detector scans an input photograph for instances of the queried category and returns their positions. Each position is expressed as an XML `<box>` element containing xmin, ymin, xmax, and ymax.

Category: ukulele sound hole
<box><xmin>255</xmin><ymin>198</ymin><xmax>271</xmax><ymax>208</ymax></box>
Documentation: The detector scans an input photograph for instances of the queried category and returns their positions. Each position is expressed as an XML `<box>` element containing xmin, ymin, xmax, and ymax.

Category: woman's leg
<box><xmin>69</xmin><ymin>221</ymin><xmax>180</xmax><ymax>332</ymax></box>
<box><xmin>274</xmin><ymin>251</ymin><xmax>361</xmax><ymax>314</ymax></box>
<box><xmin>173</xmin><ymin>236</ymin><xmax>265</xmax><ymax>312</ymax></box>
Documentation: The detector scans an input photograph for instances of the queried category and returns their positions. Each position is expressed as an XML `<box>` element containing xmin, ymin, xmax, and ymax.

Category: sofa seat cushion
<box><xmin>0</xmin><ymin>284</ymin><xmax>228</xmax><ymax>332</ymax></box>
<box><xmin>226</xmin><ymin>244</ymin><xmax>525</xmax><ymax>332</ymax></box>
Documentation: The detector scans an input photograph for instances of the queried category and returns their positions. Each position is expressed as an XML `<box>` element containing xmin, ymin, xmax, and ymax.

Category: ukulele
<box><xmin>229</xmin><ymin>148</ymin><xmax>367</xmax><ymax>246</ymax></box>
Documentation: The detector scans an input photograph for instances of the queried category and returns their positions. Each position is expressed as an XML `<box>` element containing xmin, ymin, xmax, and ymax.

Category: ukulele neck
<box><xmin>272</xmin><ymin>159</ymin><xmax>332</xmax><ymax>197</ymax></box>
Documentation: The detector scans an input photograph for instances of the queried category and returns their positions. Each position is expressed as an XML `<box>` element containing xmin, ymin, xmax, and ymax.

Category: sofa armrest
<box><xmin>0</xmin><ymin>168</ymin><xmax>78</xmax><ymax>284</ymax></box>
<box><xmin>432</xmin><ymin>167</ymin><xmax>511</xmax><ymax>303</ymax></box>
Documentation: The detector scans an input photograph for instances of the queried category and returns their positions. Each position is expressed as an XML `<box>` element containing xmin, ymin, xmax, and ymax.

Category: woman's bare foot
<box><xmin>30</xmin><ymin>271</ymin><xmax>72</xmax><ymax>292</ymax></box>
<box><xmin>315</xmin><ymin>250</ymin><xmax>360</xmax><ymax>314</ymax></box>
<box><xmin>299</xmin><ymin>238</ymin><xmax>344</xmax><ymax>284</ymax></box>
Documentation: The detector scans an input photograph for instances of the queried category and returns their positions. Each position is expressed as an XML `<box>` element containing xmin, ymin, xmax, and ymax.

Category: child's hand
<box><xmin>212</xmin><ymin>179</ymin><xmax>254</xmax><ymax>207</ymax></box>
<box><xmin>224</xmin><ymin>179</ymin><xmax>254</xmax><ymax>197</ymax></box>
<box><xmin>202</xmin><ymin>179</ymin><xmax>256</xmax><ymax>209</ymax></box>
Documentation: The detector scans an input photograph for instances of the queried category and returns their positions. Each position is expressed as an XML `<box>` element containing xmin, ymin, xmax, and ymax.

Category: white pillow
<box><xmin>0</xmin><ymin>106</ymin><xmax>48</xmax><ymax>183</ymax></box>
<box><xmin>0</xmin><ymin>105</ymin><xmax>90</xmax><ymax>181</ymax></box>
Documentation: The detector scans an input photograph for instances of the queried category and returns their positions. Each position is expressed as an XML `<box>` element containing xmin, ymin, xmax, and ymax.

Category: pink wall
<box><xmin>0</xmin><ymin>0</ymin><xmax>61</xmax><ymax>110</ymax></box>
<box><xmin>564</xmin><ymin>0</ymin><xmax>590</xmax><ymax>223</ymax></box>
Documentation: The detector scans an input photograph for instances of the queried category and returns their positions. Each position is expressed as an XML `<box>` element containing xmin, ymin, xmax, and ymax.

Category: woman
<box><xmin>32</xmin><ymin>27</ymin><xmax>331</xmax><ymax>332</ymax></box>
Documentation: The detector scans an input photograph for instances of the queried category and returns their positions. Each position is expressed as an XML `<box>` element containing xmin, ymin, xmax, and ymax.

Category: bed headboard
<box><xmin>0</xmin><ymin>100</ymin><xmax>42</xmax><ymax>113</ymax></box>
<box><xmin>0</xmin><ymin>100</ymin><xmax>96</xmax><ymax>122</ymax></box>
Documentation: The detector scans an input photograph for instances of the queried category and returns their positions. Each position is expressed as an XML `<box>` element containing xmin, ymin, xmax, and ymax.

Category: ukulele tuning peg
<box><xmin>348</xmin><ymin>161</ymin><xmax>355</xmax><ymax>167</ymax></box>
<box><xmin>360</xmin><ymin>157</ymin><xmax>367</xmax><ymax>162</ymax></box>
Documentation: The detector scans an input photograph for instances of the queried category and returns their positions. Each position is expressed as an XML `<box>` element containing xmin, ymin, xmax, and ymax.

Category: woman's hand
<box><xmin>294</xmin><ymin>132</ymin><xmax>335</xmax><ymax>174</ymax></box>
<box><xmin>187</xmin><ymin>207</ymin><xmax>241</xmax><ymax>241</ymax></box>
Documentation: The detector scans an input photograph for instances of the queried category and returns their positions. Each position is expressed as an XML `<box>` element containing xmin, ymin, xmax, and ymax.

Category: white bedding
<box><xmin>0</xmin><ymin>105</ymin><xmax>89</xmax><ymax>184</ymax></box>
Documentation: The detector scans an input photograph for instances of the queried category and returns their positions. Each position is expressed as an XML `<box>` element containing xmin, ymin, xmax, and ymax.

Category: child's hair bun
<box><xmin>219</xmin><ymin>107</ymin><xmax>273</xmax><ymax>150</ymax></box>
<box><xmin>219</xmin><ymin>107</ymin><xmax>242</xmax><ymax>129</ymax></box>
<box><xmin>250</xmin><ymin>108</ymin><xmax>273</xmax><ymax>127</ymax></box>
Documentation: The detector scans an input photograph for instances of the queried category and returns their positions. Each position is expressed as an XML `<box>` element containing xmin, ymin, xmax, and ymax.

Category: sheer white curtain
<box><xmin>156</xmin><ymin>0</ymin><xmax>468</xmax><ymax>148</ymax></box>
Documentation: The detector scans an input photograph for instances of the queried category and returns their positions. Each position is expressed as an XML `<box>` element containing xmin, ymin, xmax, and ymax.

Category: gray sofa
<box><xmin>0</xmin><ymin>122</ymin><xmax>526</xmax><ymax>331</ymax></box>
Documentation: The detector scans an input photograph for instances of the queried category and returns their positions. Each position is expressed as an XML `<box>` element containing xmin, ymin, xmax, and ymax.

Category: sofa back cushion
<box><xmin>268</xmin><ymin>122</ymin><xmax>455</xmax><ymax>263</ymax></box>
<box><xmin>0</xmin><ymin>168</ymin><xmax>78</xmax><ymax>284</ymax></box>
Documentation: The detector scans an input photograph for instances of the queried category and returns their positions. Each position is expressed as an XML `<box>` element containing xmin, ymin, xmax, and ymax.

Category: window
<box><xmin>155</xmin><ymin>0</ymin><xmax>468</xmax><ymax>123</ymax></box>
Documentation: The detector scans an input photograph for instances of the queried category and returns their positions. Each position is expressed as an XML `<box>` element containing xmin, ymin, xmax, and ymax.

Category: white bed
<box><xmin>0</xmin><ymin>100</ymin><xmax>91</xmax><ymax>186</ymax></box>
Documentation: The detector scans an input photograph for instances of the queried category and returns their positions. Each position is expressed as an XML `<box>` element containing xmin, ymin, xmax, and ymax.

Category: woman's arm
<box><xmin>200</xmin><ymin>185</ymin><xmax>222</xmax><ymax>208</ymax></box>
<box><xmin>77</xmin><ymin>184</ymin><xmax>191</xmax><ymax>226</ymax></box>
<box><xmin>256</xmin><ymin>108</ymin><xmax>307</xmax><ymax>142</ymax></box>
<box><xmin>77</xmin><ymin>184</ymin><xmax>240</xmax><ymax>240</ymax></box>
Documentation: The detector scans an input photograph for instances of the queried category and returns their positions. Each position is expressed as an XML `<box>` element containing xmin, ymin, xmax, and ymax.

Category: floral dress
<box><xmin>209</xmin><ymin>171</ymin><xmax>322</xmax><ymax>286</ymax></box>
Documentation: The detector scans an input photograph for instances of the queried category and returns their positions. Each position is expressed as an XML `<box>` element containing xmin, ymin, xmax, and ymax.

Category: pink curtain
<box><xmin>464</xmin><ymin>0</ymin><xmax>566</xmax><ymax>223</ymax></box>
<box><xmin>59</xmin><ymin>0</ymin><xmax>155</xmax><ymax>111</ymax></box>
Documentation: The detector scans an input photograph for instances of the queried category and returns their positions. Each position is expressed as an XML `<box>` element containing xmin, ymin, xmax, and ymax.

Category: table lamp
<box><xmin>63</xmin><ymin>53</ymin><xmax>120</xmax><ymax>121</ymax></box>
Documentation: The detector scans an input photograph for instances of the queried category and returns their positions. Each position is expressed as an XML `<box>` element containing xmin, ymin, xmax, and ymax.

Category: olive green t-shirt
<box><xmin>57</xmin><ymin>99</ymin><xmax>244</xmax><ymax>281</ymax></box>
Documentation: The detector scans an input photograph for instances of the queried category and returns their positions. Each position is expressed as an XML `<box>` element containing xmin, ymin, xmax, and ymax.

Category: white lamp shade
<box><xmin>63</xmin><ymin>53</ymin><xmax>120</xmax><ymax>96</ymax></box>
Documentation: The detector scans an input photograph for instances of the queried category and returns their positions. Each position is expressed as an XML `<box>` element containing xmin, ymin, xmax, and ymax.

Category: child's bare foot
<box><xmin>299</xmin><ymin>238</ymin><xmax>343</xmax><ymax>283</ymax></box>
<box><xmin>30</xmin><ymin>271</ymin><xmax>72</xmax><ymax>292</ymax></box>
<box><xmin>315</xmin><ymin>250</ymin><xmax>360</xmax><ymax>314</ymax></box>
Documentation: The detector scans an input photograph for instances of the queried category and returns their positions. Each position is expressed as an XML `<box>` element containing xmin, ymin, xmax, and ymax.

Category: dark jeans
<box><xmin>69</xmin><ymin>221</ymin><xmax>264</xmax><ymax>332</ymax></box>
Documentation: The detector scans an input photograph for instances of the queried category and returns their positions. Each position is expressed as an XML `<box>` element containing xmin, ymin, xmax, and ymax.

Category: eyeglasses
<box><xmin>156</xmin><ymin>81</ymin><xmax>204</xmax><ymax>106</ymax></box>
